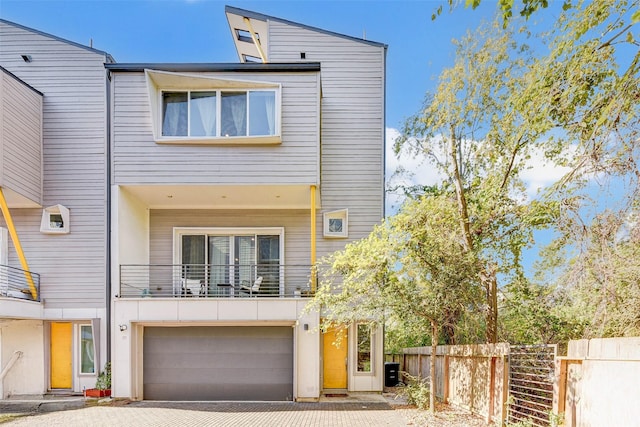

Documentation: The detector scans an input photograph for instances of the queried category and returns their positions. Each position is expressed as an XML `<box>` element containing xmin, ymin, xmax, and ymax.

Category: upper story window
<box><xmin>146</xmin><ymin>69</ymin><xmax>281</xmax><ymax>145</ymax></box>
<box><xmin>161</xmin><ymin>89</ymin><xmax>277</xmax><ymax>138</ymax></box>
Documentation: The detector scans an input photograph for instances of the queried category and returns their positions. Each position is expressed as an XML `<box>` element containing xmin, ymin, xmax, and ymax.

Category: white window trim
<box><xmin>323</xmin><ymin>209</ymin><xmax>348</xmax><ymax>238</ymax></box>
<box><xmin>354</xmin><ymin>323</ymin><xmax>374</xmax><ymax>375</ymax></box>
<box><xmin>78</xmin><ymin>323</ymin><xmax>96</xmax><ymax>376</ymax></box>
<box><xmin>173</xmin><ymin>227</ymin><xmax>285</xmax><ymax>293</ymax></box>
<box><xmin>173</xmin><ymin>227</ymin><xmax>285</xmax><ymax>258</ymax></box>
<box><xmin>40</xmin><ymin>204</ymin><xmax>70</xmax><ymax>234</ymax></box>
<box><xmin>145</xmin><ymin>69</ymin><xmax>281</xmax><ymax>145</ymax></box>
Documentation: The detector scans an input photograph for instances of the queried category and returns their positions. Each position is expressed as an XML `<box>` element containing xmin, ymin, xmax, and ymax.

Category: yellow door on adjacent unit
<box><xmin>322</xmin><ymin>326</ymin><xmax>347</xmax><ymax>389</ymax></box>
<box><xmin>50</xmin><ymin>322</ymin><xmax>72</xmax><ymax>389</ymax></box>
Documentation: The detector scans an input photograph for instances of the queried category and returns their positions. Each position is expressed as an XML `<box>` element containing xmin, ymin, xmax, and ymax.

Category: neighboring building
<box><xmin>0</xmin><ymin>20</ymin><xmax>112</xmax><ymax>397</ymax></box>
<box><xmin>0</xmin><ymin>5</ymin><xmax>386</xmax><ymax>401</ymax></box>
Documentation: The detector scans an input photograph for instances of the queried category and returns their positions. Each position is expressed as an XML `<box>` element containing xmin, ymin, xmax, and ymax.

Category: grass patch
<box><xmin>0</xmin><ymin>414</ymin><xmax>27</xmax><ymax>424</ymax></box>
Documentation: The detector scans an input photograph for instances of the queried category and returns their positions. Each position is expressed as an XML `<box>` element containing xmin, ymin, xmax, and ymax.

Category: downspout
<box><xmin>310</xmin><ymin>185</ymin><xmax>317</xmax><ymax>292</ymax></box>
<box><xmin>0</xmin><ymin>189</ymin><xmax>37</xmax><ymax>300</ymax></box>
<box><xmin>105</xmin><ymin>67</ymin><xmax>112</xmax><ymax>363</ymax></box>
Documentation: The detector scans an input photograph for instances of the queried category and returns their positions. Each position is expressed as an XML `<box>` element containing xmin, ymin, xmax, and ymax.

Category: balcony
<box><xmin>119</xmin><ymin>264</ymin><xmax>315</xmax><ymax>299</ymax></box>
<box><xmin>0</xmin><ymin>265</ymin><xmax>41</xmax><ymax>302</ymax></box>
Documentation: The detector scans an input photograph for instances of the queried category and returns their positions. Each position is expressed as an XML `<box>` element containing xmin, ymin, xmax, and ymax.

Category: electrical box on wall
<box><xmin>40</xmin><ymin>204</ymin><xmax>70</xmax><ymax>234</ymax></box>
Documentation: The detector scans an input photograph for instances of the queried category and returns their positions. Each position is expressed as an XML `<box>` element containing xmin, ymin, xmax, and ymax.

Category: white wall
<box><xmin>112</xmin><ymin>185</ymin><xmax>150</xmax><ymax>298</ymax></box>
<box><xmin>112</xmin><ymin>298</ymin><xmax>320</xmax><ymax>400</ymax></box>
<box><xmin>348</xmin><ymin>323</ymin><xmax>384</xmax><ymax>392</ymax></box>
<box><xmin>0</xmin><ymin>320</ymin><xmax>45</xmax><ymax>398</ymax></box>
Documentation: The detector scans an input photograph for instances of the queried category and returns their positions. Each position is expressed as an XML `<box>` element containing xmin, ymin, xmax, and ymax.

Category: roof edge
<box><xmin>225</xmin><ymin>5</ymin><xmax>388</xmax><ymax>49</ymax></box>
<box><xmin>105</xmin><ymin>62</ymin><xmax>321</xmax><ymax>73</ymax></box>
<box><xmin>0</xmin><ymin>18</ymin><xmax>114</xmax><ymax>61</ymax></box>
<box><xmin>0</xmin><ymin>65</ymin><xmax>44</xmax><ymax>96</ymax></box>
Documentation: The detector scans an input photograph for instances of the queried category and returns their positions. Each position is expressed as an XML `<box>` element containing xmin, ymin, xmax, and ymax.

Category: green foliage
<box><xmin>402</xmin><ymin>375</ymin><xmax>431</xmax><ymax>410</ymax></box>
<box><xmin>95</xmin><ymin>362</ymin><xmax>111</xmax><ymax>390</ymax></box>
<box><xmin>499</xmin><ymin>277</ymin><xmax>586</xmax><ymax>344</ymax></box>
<box><xmin>438</xmin><ymin>0</ymin><xmax>572</xmax><ymax>22</ymax></box>
<box><xmin>401</xmin><ymin>0</ymin><xmax>640</xmax><ymax>345</ymax></box>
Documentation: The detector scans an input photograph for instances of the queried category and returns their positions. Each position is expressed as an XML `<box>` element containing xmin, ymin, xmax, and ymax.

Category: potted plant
<box><xmin>85</xmin><ymin>362</ymin><xmax>111</xmax><ymax>398</ymax></box>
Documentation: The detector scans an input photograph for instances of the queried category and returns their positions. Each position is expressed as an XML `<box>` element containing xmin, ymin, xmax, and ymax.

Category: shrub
<box><xmin>95</xmin><ymin>362</ymin><xmax>111</xmax><ymax>390</ymax></box>
<box><xmin>402</xmin><ymin>374</ymin><xmax>430</xmax><ymax>410</ymax></box>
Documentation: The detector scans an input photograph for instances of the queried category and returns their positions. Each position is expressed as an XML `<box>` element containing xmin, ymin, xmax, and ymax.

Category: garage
<box><xmin>143</xmin><ymin>326</ymin><xmax>293</xmax><ymax>400</ymax></box>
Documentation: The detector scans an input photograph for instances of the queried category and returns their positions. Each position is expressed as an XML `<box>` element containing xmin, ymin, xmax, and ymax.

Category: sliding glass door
<box><xmin>178</xmin><ymin>229</ymin><xmax>282</xmax><ymax>296</ymax></box>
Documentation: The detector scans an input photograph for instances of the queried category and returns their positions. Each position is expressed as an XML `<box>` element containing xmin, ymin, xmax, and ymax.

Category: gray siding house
<box><xmin>0</xmin><ymin>19</ymin><xmax>112</xmax><ymax>397</ymax></box>
<box><xmin>0</xmin><ymin>6</ymin><xmax>385</xmax><ymax>401</ymax></box>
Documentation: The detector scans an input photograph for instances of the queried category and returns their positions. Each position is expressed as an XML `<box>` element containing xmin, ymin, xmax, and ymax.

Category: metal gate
<box><xmin>508</xmin><ymin>344</ymin><xmax>556</xmax><ymax>426</ymax></box>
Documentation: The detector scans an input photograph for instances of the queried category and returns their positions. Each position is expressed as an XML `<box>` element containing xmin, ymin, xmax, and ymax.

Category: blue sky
<box><xmin>0</xmin><ymin>0</ymin><xmax>503</xmax><ymax>130</ymax></box>
<box><xmin>1</xmin><ymin>0</ymin><xmax>567</xmax><ymax>273</ymax></box>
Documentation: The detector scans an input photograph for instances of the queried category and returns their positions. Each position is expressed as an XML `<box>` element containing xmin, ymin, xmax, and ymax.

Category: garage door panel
<box><xmin>144</xmin><ymin>382</ymin><xmax>293</xmax><ymax>401</ymax></box>
<box><xmin>143</xmin><ymin>326</ymin><xmax>293</xmax><ymax>401</ymax></box>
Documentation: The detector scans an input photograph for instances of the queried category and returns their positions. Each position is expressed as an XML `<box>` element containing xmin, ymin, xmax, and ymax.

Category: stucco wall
<box><xmin>0</xmin><ymin>319</ymin><xmax>45</xmax><ymax>397</ymax></box>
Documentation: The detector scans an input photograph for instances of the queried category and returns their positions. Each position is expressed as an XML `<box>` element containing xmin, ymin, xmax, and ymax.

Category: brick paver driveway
<box><xmin>4</xmin><ymin>401</ymin><xmax>409</xmax><ymax>427</ymax></box>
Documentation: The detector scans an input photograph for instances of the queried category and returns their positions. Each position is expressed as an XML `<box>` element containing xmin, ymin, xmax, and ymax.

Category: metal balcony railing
<box><xmin>0</xmin><ymin>265</ymin><xmax>41</xmax><ymax>302</ymax></box>
<box><xmin>119</xmin><ymin>264</ymin><xmax>316</xmax><ymax>298</ymax></box>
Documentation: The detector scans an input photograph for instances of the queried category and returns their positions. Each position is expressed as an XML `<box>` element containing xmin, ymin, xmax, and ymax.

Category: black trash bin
<box><xmin>384</xmin><ymin>362</ymin><xmax>400</xmax><ymax>387</ymax></box>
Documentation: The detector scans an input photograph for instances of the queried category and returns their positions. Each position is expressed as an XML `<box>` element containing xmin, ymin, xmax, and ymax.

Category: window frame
<box><xmin>323</xmin><ymin>209</ymin><xmax>348</xmax><ymax>238</ymax></box>
<box><xmin>173</xmin><ymin>227</ymin><xmax>285</xmax><ymax>294</ymax></box>
<box><xmin>78</xmin><ymin>324</ymin><xmax>96</xmax><ymax>375</ymax></box>
<box><xmin>160</xmin><ymin>88</ymin><xmax>278</xmax><ymax>140</ymax></box>
<box><xmin>355</xmin><ymin>323</ymin><xmax>373</xmax><ymax>374</ymax></box>
<box><xmin>146</xmin><ymin>70</ymin><xmax>281</xmax><ymax>145</ymax></box>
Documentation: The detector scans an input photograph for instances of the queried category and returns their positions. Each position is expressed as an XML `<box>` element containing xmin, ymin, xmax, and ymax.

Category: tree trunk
<box><xmin>430</xmin><ymin>319</ymin><xmax>438</xmax><ymax>413</ymax></box>
<box><xmin>483</xmin><ymin>270</ymin><xmax>498</xmax><ymax>343</ymax></box>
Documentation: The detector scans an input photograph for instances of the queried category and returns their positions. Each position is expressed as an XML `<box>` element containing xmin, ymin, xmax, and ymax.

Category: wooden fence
<box><xmin>391</xmin><ymin>337</ymin><xmax>640</xmax><ymax>427</ymax></box>
<box><xmin>388</xmin><ymin>343</ymin><xmax>510</xmax><ymax>424</ymax></box>
<box><xmin>555</xmin><ymin>337</ymin><xmax>640</xmax><ymax>427</ymax></box>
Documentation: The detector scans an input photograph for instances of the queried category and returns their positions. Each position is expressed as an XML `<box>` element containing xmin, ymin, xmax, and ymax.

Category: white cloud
<box><xmin>384</xmin><ymin>127</ymin><xmax>572</xmax><ymax>212</ymax></box>
<box><xmin>521</xmin><ymin>148</ymin><xmax>572</xmax><ymax>199</ymax></box>
<box><xmin>385</xmin><ymin>127</ymin><xmax>445</xmax><ymax>213</ymax></box>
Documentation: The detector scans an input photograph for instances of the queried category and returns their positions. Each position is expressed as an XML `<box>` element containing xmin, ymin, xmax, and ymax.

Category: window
<box><xmin>235</xmin><ymin>29</ymin><xmax>259</xmax><ymax>44</ymax></box>
<box><xmin>161</xmin><ymin>89</ymin><xmax>277</xmax><ymax>139</ymax></box>
<box><xmin>356</xmin><ymin>324</ymin><xmax>372</xmax><ymax>373</ymax></box>
<box><xmin>80</xmin><ymin>325</ymin><xmax>95</xmax><ymax>374</ymax></box>
<box><xmin>323</xmin><ymin>209</ymin><xmax>348</xmax><ymax>238</ymax></box>
<box><xmin>176</xmin><ymin>228</ymin><xmax>283</xmax><ymax>295</ymax></box>
<box><xmin>40</xmin><ymin>204</ymin><xmax>70</xmax><ymax>234</ymax></box>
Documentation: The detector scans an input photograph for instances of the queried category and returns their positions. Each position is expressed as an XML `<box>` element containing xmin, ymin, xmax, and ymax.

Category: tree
<box><xmin>519</xmin><ymin>0</ymin><xmax>640</xmax><ymax>339</ymax></box>
<box><xmin>395</xmin><ymin>22</ymin><xmax>556</xmax><ymax>343</ymax></box>
<box><xmin>423</xmin><ymin>0</ymin><xmax>640</xmax><ymax>343</ymax></box>
<box><xmin>308</xmin><ymin>195</ymin><xmax>482</xmax><ymax>412</ymax></box>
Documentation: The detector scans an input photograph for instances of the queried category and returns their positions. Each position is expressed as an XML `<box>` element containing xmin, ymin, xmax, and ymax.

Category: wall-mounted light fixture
<box><xmin>119</xmin><ymin>324</ymin><xmax>128</xmax><ymax>332</ymax></box>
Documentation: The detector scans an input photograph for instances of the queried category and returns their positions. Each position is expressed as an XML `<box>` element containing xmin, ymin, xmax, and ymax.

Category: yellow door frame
<box><xmin>322</xmin><ymin>325</ymin><xmax>348</xmax><ymax>389</ymax></box>
<box><xmin>50</xmin><ymin>322</ymin><xmax>73</xmax><ymax>389</ymax></box>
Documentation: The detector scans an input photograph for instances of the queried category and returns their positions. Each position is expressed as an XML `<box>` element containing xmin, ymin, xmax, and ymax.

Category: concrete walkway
<box><xmin>2</xmin><ymin>396</ymin><xmax>409</xmax><ymax>426</ymax></box>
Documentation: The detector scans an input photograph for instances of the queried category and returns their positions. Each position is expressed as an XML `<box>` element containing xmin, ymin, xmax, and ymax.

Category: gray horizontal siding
<box><xmin>149</xmin><ymin>209</ymin><xmax>311</xmax><ymax>266</ymax></box>
<box><xmin>0</xmin><ymin>70</ymin><xmax>42</xmax><ymax>204</ymax></box>
<box><xmin>112</xmin><ymin>71</ymin><xmax>320</xmax><ymax>185</ymax></box>
<box><xmin>0</xmin><ymin>21</ymin><xmax>107</xmax><ymax>308</ymax></box>
<box><xmin>268</xmin><ymin>21</ymin><xmax>385</xmax><ymax>251</ymax></box>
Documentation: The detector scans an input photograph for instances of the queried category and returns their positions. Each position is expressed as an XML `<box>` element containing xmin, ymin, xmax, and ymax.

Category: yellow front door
<box><xmin>50</xmin><ymin>322</ymin><xmax>72</xmax><ymax>389</ymax></box>
<box><xmin>323</xmin><ymin>326</ymin><xmax>347</xmax><ymax>389</ymax></box>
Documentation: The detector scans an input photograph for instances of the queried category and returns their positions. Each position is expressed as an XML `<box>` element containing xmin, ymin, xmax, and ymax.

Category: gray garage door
<box><xmin>143</xmin><ymin>326</ymin><xmax>293</xmax><ymax>400</ymax></box>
